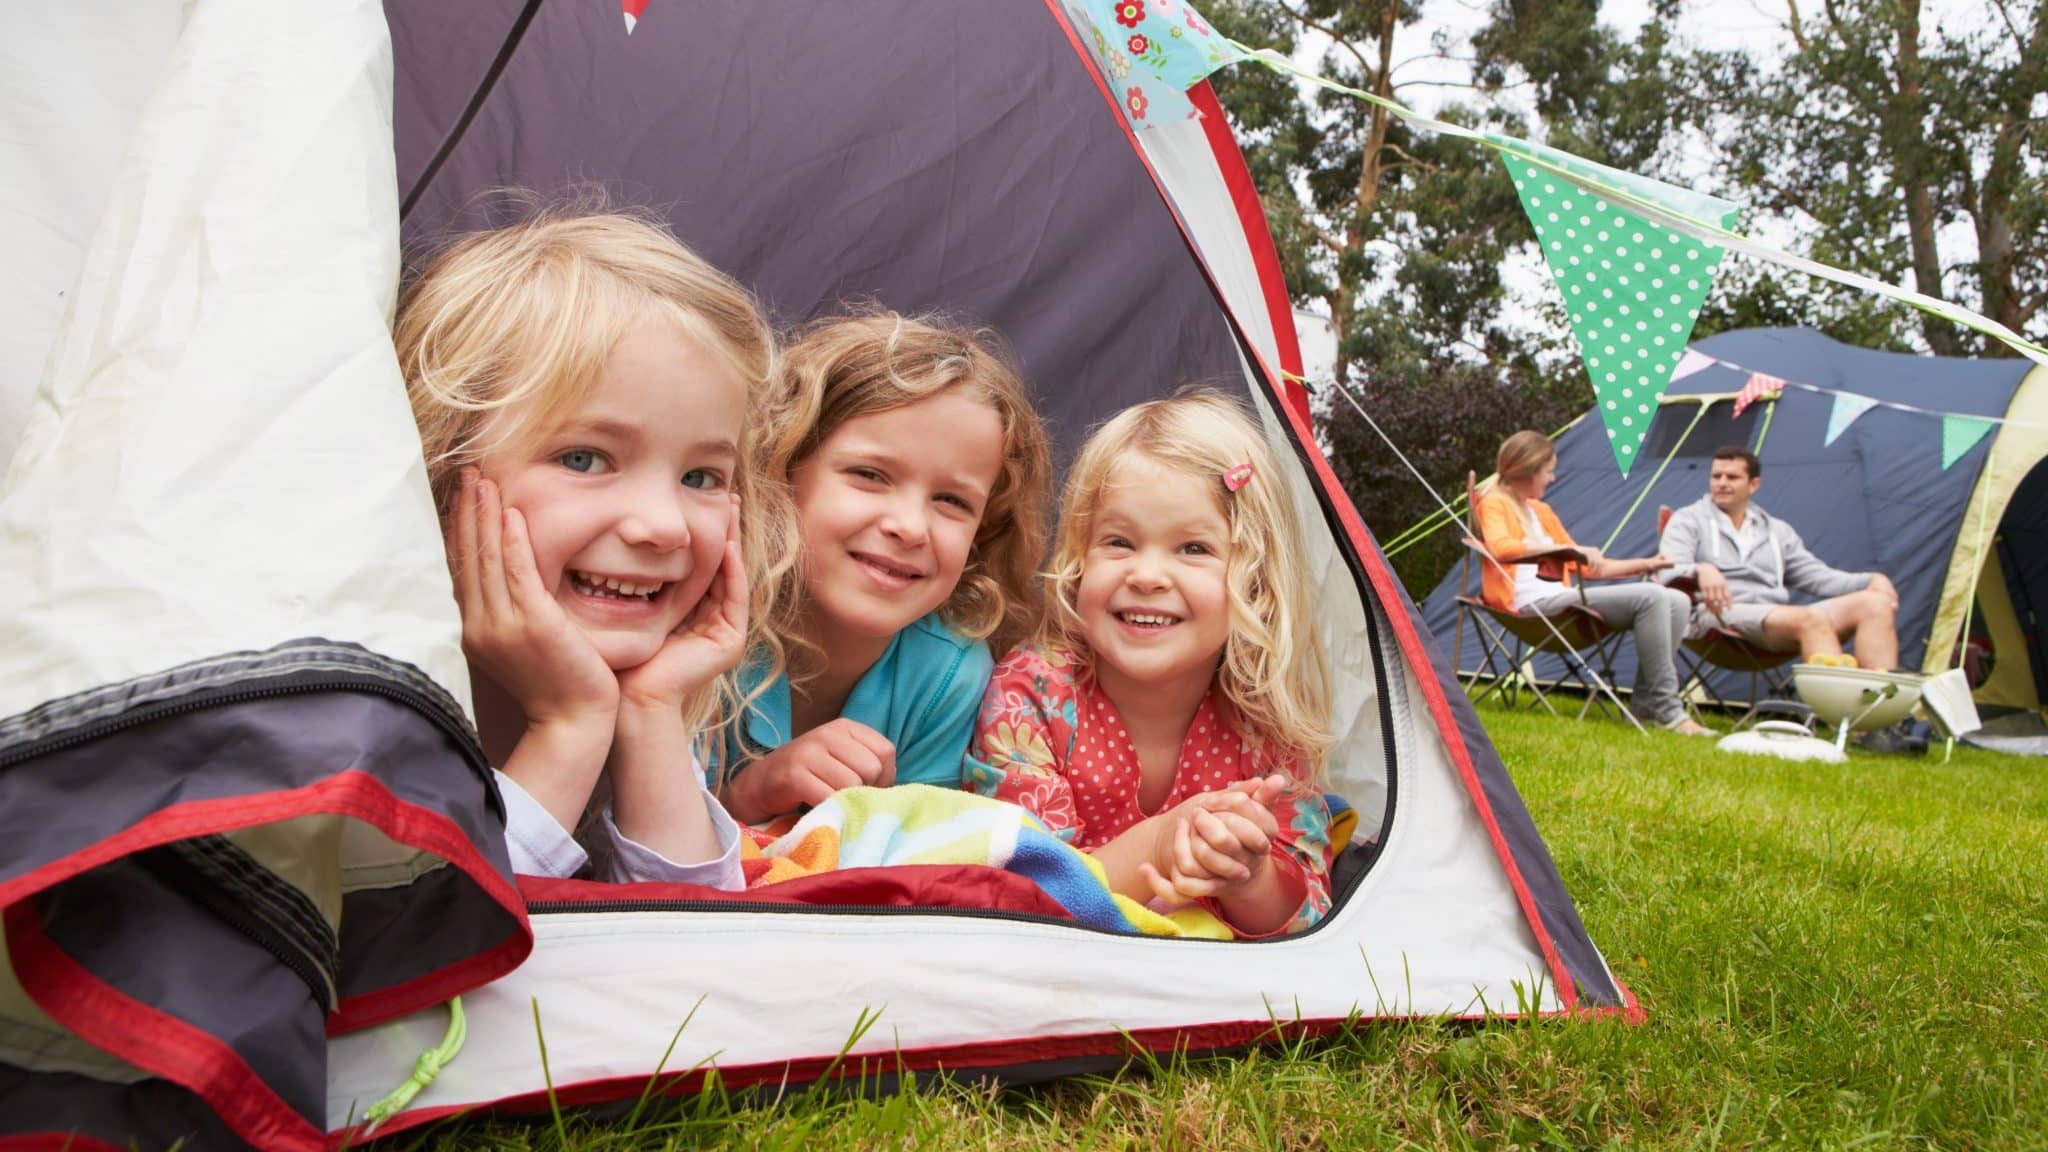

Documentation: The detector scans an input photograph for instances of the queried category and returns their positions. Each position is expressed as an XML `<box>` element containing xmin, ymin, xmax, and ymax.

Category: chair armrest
<box><xmin>1527</xmin><ymin>547</ymin><xmax>1589</xmax><ymax>582</ymax></box>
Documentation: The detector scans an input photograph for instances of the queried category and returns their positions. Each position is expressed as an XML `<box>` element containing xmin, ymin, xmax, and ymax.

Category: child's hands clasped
<box><xmin>721</xmin><ymin>719</ymin><xmax>896</xmax><ymax>823</ymax></box>
<box><xmin>449</xmin><ymin>469</ymin><xmax>619</xmax><ymax>733</ymax></box>
<box><xmin>1136</xmin><ymin>773</ymin><xmax>1289</xmax><ymax>906</ymax></box>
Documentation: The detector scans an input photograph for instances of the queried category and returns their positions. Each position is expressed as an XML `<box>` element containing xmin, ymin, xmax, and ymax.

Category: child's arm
<box><xmin>1112</xmin><ymin>776</ymin><xmax>1330</xmax><ymax>938</ymax></box>
<box><xmin>966</xmin><ymin>648</ymin><xmax>1083</xmax><ymax>843</ymax></box>
<box><xmin>609</xmin><ymin>497</ymin><xmax>749</xmax><ymax>883</ymax></box>
<box><xmin>451</xmin><ymin>470</ymin><xmax>619</xmax><ymax>836</ymax></box>
<box><xmin>1088</xmin><ymin>789</ymin><xmax>1278</xmax><ymax>908</ymax></box>
<box><xmin>604</xmin><ymin>707</ymin><xmax>741</xmax><ymax>885</ymax></box>
<box><xmin>1202</xmin><ymin>775</ymin><xmax>1335</xmax><ymax>937</ymax></box>
<box><xmin>720</xmin><ymin>720</ymin><xmax>896</xmax><ymax>824</ymax></box>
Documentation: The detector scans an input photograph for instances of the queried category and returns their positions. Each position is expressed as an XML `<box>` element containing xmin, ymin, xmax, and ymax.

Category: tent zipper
<box><xmin>0</xmin><ymin>674</ymin><xmax>495</xmax><ymax>813</ymax></box>
<box><xmin>525</xmin><ymin>898</ymin><xmax>1085</xmax><ymax>928</ymax></box>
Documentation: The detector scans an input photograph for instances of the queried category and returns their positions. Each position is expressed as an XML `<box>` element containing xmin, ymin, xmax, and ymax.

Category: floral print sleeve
<box><xmin>1200</xmin><ymin>776</ymin><xmax>1336</xmax><ymax>938</ymax></box>
<box><xmin>966</xmin><ymin>645</ymin><xmax>1084</xmax><ymax>843</ymax></box>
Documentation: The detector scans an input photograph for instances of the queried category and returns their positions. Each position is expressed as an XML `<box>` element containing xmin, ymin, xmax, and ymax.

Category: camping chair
<box><xmin>1453</xmin><ymin>473</ymin><xmax>1625</xmax><ymax>720</ymax></box>
<box><xmin>1657</xmin><ymin>505</ymin><xmax>1798</xmax><ymax>728</ymax></box>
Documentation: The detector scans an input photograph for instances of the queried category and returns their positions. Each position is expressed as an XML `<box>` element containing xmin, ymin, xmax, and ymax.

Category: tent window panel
<box><xmin>1642</xmin><ymin>402</ymin><xmax>1759</xmax><ymax>459</ymax></box>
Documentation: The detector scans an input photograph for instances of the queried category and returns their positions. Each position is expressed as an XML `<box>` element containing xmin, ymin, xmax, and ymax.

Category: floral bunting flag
<box><xmin>1501</xmin><ymin>149</ymin><xmax>1742</xmax><ymax>476</ymax></box>
<box><xmin>1823</xmin><ymin>392</ymin><xmax>1879</xmax><ymax>446</ymax></box>
<box><xmin>1940</xmin><ymin>415</ymin><xmax>1995</xmax><ymax>470</ymax></box>
<box><xmin>1072</xmin><ymin>0</ymin><xmax>1245</xmax><ymax>128</ymax></box>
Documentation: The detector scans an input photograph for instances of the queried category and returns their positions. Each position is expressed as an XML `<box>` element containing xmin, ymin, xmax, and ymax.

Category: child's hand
<box><xmin>449</xmin><ymin>469</ymin><xmax>618</xmax><ymax>731</ymax></box>
<box><xmin>618</xmin><ymin>496</ymin><xmax>748</xmax><ymax>712</ymax></box>
<box><xmin>722</xmin><ymin>719</ymin><xmax>896</xmax><ymax>823</ymax></box>
<box><xmin>1221</xmin><ymin>772</ymin><xmax>1291</xmax><ymax>809</ymax></box>
<box><xmin>1136</xmin><ymin>789</ymin><xmax>1278</xmax><ymax>905</ymax></box>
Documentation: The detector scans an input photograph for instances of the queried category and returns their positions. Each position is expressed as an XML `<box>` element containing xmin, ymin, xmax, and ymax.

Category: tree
<box><xmin>1711</xmin><ymin>0</ymin><xmax>2047</xmax><ymax>356</ymax></box>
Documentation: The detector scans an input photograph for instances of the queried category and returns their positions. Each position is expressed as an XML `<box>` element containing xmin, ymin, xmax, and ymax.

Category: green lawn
<box><xmin>420</xmin><ymin>705</ymin><xmax>2048</xmax><ymax>1150</ymax></box>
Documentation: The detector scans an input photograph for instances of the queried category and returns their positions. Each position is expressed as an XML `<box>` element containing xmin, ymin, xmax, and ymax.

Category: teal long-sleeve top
<box><xmin>714</xmin><ymin>612</ymin><xmax>992</xmax><ymax>790</ymax></box>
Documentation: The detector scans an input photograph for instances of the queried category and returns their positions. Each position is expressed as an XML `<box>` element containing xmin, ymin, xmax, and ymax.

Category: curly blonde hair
<box><xmin>761</xmin><ymin>310</ymin><xmax>1052</xmax><ymax>677</ymax></box>
<box><xmin>394</xmin><ymin>200</ymin><xmax>793</xmax><ymax>741</ymax></box>
<box><xmin>1043</xmin><ymin>390</ymin><xmax>1332</xmax><ymax>774</ymax></box>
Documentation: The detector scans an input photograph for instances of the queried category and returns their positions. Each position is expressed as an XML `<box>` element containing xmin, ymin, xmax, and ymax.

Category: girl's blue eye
<box><xmin>682</xmin><ymin>469</ymin><xmax>724</xmax><ymax>491</ymax></box>
<box><xmin>558</xmin><ymin>449</ymin><xmax>606</xmax><ymax>474</ymax></box>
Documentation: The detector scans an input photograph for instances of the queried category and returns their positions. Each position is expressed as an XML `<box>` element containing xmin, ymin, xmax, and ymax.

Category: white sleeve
<box><xmin>597</xmin><ymin>755</ymin><xmax>745</xmax><ymax>890</ymax></box>
<box><xmin>494</xmin><ymin>768</ymin><xmax>589</xmax><ymax>879</ymax></box>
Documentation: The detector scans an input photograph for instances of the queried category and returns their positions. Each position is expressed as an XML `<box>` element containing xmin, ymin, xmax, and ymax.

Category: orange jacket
<box><xmin>1474</xmin><ymin>488</ymin><xmax>1579</xmax><ymax>613</ymax></box>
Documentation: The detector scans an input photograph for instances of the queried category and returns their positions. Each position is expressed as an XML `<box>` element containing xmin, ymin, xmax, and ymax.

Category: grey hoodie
<box><xmin>1659</xmin><ymin>495</ymin><xmax>1871</xmax><ymax>606</ymax></box>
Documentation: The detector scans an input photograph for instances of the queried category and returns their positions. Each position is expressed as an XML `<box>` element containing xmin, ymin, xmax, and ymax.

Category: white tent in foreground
<box><xmin>2</xmin><ymin>1</ymin><xmax>1632</xmax><ymax>1144</ymax></box>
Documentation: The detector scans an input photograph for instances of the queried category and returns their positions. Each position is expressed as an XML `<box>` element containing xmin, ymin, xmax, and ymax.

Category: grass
<box><xmin>414</xmin><ymin>704</ymin><xmax>2048</xmax><ymax>1150</ymax></box>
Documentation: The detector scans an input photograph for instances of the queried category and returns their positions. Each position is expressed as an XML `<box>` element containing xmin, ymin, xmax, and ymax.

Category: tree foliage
<box><xmin>1709</xmin><ymin>0</ymin><xmax>2046</xmax><ymax>356</ymax></box>
<box><xmin>1203</xmin><ymin>0</ymin><xmax>2046</xmax><ymax>598</ymax></box>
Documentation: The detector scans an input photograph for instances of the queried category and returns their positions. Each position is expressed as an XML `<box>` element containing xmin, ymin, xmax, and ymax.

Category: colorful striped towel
<box><xmin>742</xmin><ymin>785</ymin><xmax>1229</xmax><ymax>938</ymax></box>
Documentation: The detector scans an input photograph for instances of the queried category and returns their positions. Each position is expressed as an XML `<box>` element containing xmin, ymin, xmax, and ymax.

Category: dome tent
<box><xmin>4</xmin><ymin>0</ymin><xmax>1632</xmax><ymax>1144</ymax></box>
<box><xmin>1417</xmin><ymin>327</ymin><xmax>2048</xmax><ymax>717</ymax></box>
<box><xmin>328</xmin><ymin>0</ymin><xmax>1634</xmax><ymax>1134</ymax></box>
<box><xmin>0</xmin><ymin>3</ymin><xmax>530</xmax><ymax>1149</ymax></box>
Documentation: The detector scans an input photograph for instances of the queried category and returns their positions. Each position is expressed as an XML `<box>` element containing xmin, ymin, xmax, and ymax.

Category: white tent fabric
<box><xmin>0</xmin><ymin>5</ymin><xmax>180</xmax><ymax>476</ymax></box>
<box><xmin>0</xmin><ymin>0</ymin><xmax>469</xmax><ymax>718</ymax></box>
<box><xmin>1</xmin><ymin>4</ymin><xmax>527</xmax><ymax>1144</ymax></box>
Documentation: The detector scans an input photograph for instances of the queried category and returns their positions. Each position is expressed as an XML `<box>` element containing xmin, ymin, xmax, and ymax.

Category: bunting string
<box><xmin>1069</xmin><ymin>0</ymin><xmax>2048</xmax><ymax>476</ymax></box>
<box><xmin>1213</xmin><ymin>34</ymin><xmax>2048</xmax><ymax>369</ymax></box>
<box><xmin>1694</xmin><ymin>354</ymin><xmax>2048</xmax><ymax>431</ymax></box>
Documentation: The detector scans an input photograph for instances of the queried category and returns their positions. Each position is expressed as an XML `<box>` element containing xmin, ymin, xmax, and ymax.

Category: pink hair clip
<box><xmin>1222</xmin><ymin>462</ymin><xmax>1255</xmax><ymax>493</ymax></box>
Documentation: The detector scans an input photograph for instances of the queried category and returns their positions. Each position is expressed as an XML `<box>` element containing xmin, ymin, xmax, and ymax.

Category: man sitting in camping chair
<box><xmin>1660</xmin><ymin>446</ymin><xmax>1901</xmax><ymax>670</ymax></box>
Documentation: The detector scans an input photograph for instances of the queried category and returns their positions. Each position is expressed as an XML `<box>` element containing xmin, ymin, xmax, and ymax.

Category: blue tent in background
<box><xmin>1419</xmin><ymin>327</ymin><xmax>2048</xmax><ymax>715</ymax></box>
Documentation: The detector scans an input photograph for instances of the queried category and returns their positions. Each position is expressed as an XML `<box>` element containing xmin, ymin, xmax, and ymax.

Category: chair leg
<box><xmin>1466</xmin><ymin>620</ymin><xmax>1519</xmax><ymax>707</ymax></box>
<box><xmin>1515</xmin><ymin>649</ymin><xmax>1560</xmax><ymax>717</ymax></box>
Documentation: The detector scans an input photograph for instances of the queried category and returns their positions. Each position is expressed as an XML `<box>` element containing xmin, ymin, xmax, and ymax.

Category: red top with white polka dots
<box><xmin>966</xmin><ymin>644</ymin><xmax>1334</xmax><ymax>935</ymax></box>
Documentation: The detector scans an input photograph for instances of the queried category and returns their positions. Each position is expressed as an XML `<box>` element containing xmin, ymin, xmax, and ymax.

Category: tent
<box><xmin>4</xmin><ymin>0</ymin><xmax>1633</xmax><ymax>1144</ymax></box>
<box><xmin>1419</xmin><ymin>327</ymin><xmax>2048</xmax><ymax>717</ymax></box>
<box><xmin>0</xmin><ymin>4</ymin><xmax>531</xmax><ymax>1149</ymax></box>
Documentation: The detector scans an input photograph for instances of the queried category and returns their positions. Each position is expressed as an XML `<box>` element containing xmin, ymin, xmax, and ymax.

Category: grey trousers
<box><xmin>1527</xmin><ymin>583</ymin><xmax>1693</xmax><ymax>725</ymax></box>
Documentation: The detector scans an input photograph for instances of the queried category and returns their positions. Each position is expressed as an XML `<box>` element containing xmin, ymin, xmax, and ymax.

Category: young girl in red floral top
<box><xmin>968</xmin><ymin>391</ymin><xmax>1336</xmax><ymax>937</ymax></box>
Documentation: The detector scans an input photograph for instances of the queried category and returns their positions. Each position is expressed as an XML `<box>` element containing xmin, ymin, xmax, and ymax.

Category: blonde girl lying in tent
<box><xmin>969</xmin><ymin>392</ymin><xmax>1341</xmax><ymax>938</ymax></box>
<box><xmin>710</xmin><ymin>312</ymin><xmax>1052</xmax><ymax>828</ymax></box>
<box><xmin>397</xmin><ymin>207</ymin><xmax>786</xmax><ymax>886</ymax></box>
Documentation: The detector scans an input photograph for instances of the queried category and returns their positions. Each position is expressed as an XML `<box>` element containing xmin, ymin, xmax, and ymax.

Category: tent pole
<box><xmin>1599</xmin><ymin>402</ymin><xmax>1709</xmax><ymax>554</ymax></box>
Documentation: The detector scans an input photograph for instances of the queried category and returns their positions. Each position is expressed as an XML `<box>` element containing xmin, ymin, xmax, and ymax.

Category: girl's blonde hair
<box><xmin>395</xmin><ymin>201</ymin><xmax>795</xmax><ymax>742</ymax></box>
<box><xmin>762</xmin><ymin>311</ymin><xmax>1051</xmax><ymax>672</ymax></box>
<box><xmin>1044</xmin><ymin>390</ymin><xmax>1332</xmax><ymax>774</ymax></box>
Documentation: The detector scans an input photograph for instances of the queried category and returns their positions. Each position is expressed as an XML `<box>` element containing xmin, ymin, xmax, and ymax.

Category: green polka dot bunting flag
<box><xmin>1502</xmin><ymin>152</ymin><xmax>1743</xmax><ymax>475</ymax></box>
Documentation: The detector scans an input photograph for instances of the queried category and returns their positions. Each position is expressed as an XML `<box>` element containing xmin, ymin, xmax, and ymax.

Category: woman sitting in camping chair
<box><xmin>1475</xmin><ymin>431</ymin><xmax>1711</xmax><ymax>735</ymax></box>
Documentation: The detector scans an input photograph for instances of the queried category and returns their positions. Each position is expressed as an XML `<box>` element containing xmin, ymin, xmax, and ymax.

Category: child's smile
<box><xmin>791</xmin><ymin>388</ymin><xmax>1003</xmax><ymax>649</ymax></box>
<box><xmin>1076</xmin><ymin>458</ymin><xmax>1234</xmax><ymax>701</ymax></box>
<box><xmin>478</xmin><ymin>315</ymin><xmax>745</xmax><ymax>670</ymax></box>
